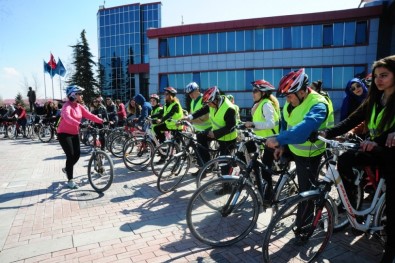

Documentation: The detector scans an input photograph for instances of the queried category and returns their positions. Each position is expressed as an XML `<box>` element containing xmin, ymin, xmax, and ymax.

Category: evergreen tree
<box><xmin>68</xmin><ymin>30</ymin><xmax>98</xmax><ymax>104</ymax></box>
<box><xmin>15</xmin><ymin>92</ymin><xmax>25</xmax><ymax>107</ymax></box>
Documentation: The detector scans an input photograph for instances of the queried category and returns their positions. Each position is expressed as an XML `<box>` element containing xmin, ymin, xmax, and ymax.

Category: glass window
<box><xmin>292</xmin><ymin>26</ymin><xmax>302</xmax><ymax>48</ymax></box>
<box><xmin>192</xmin><ymin>35</ymin><xmax>200</xmax><ymax>54</ymax></box>
<box><xmin>323</xmin><ymin>24</ymin><xmax>333</xmax><ymax>47</ymax></box>
<box><xmin>167</xmin><ymin>74</ymin><xmax>176</xmax><ymax>90</ymax></box>
<box><xmin>254</xmin><ymin>69</ymin><xmax>264</xmax><ymax>82</ymax></box>
<box><xmin>236</xmin><ymin>31</ymin><xmax>245</xmax><ymax>52</ymax></box>
<box><xmin>227</xmin><ymin>71</ymin><xmax>236</xmax><ymax>91</ymax></box>
<box><xmin>227</xmin><ymin>31</ymin><xmax>236</xmax><ymax>52</ymax></box>
<box><xmin>200</xmin><ymin>34</ymin><xmax>209</xmax><ymax>54</ymax></box>
<box><xmin>302</xmin><ymin>25</ymin><xmax>312</xmax><ymax>48</ymax></box>
<box><xmin>273</xmin><ymin>28</ymin><xmax>282</xmax><ymax>49</ymax></box>
<box><xmin>218</xmin><ymin>32</ymin><xmax>227</xmax><ymax>53</ymax></box>
<box><xmin>209</xmin><ymin>33</ymin><xmax>218</xmax><ymax>53</ymax></box>
<box><xmin>322</xmin><ymin>67</ymin><xmax>332</xmax><ymax>89</ymax></box>
<box><xmin>218</xmin><ymin>71</ymin><xmax>227</xmax><ymax>91</ymax></box>
<box><xmin>235</xmin><ymin>71</ymin><xmax>244</xmax><ymax>91</ymax></box>
<box><xmin>209</xmin><ymin>72</ymin><xmax>217</xmax><ymax>87</ymax></box>
<box><xmin>159</xmin><ymin>74</ymin><xmax>168</xmax><ymax>93</ymax></box>
<box><xmin>354</xmin><ymin>66</ymin><xmax>367</xmax><ymax>79</ymax></box>
<box><xmin>333</xmin><ymin>23</ymin><xmax>344</xmax><ymax>46</ymax></box>
<box><xmin>159</xmin><ymin>39</ymin><xmax>168</xmax><ymax>57</ymax></box>
<box><xmin>201</xmin><ymin>72</ymin><xmax>209</xmax><ymax>90</ymax></box>
<box><xmin>312</xmin><ymin>25</ymin><xmax>323</xmax><ymax>47</ymax></box>
<box><xmin>175</xmin><ymin>74</ymin><xmax>184</xmax><ymax>92</ymax></box>
<box><xmin>254</xmin><ymin>29</ymin><xmax>264</xmax><ymax>51</ymax></box>
<box><xmin>343</xmin><ymin>66</ymin><xmax>354</xmax><ymax>85</ymax></box>
<box><xmin>333</xmin><ymin>67</ymin><xmax>344</xmax><ymax>89</ymax></box>
<box><xmin>264</xmin><ymin>28</ymin><xmax>273</xmax><ymax>50</ymax></box>
<box><xmin>273</xmin><ymin>69</ymin><xmax>283</xmax><ymax>87</ymax></box>
<box><xmin>192</xmin><ymin>72</ymin><xmax>201</xmax><ymax>86</ymax></box>
<box><xmin>283</xmin><ymin>27</ymin><xmax>292</xmax><ymax>49</ymax></box>
<box><xmin>175</xmin><ymin>36</ymin><xmax>183</xmax><ymax>56</ymax></box>
<box><xmin>184</xmin><ymin>35</ymin><xmax>192</xmax><ymax>55</ymax></box>
<box><xmin>245</xmin><ymin>30</ymin><xmax>253</xmax><ymax>51</ymax></box>
<box><xmin>263</xmin><ymin>69</ymin><xmax>274</xmax><ymax>84</ymax></box>
<box><xmin>344</xmin><ymin>22</ymin><xmax>356</xmax><ymax>45</ymax></box>
<box><xmin>245</xmin><ymin>70</ymin><xmax>254</xmax><ymax>90</ymax></box>
<box><xmin>311</xmin><ymin>68</ymin><xmax>323</xmax><ymax>82</ymax></box>
<box><xmin>168</xmin><ymin>37</ymin><xmax>176</xmax><ymax>57</ymax></box>
<box><xmin>356</xmin><ymin>21</ymin><xmax>367</xmax><ymax>44</ymax></box>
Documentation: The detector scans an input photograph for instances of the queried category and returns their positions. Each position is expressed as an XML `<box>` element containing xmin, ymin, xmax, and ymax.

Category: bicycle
<box><xmin>85</xmin><ymin>124</ymin><xmax>114</xmax><ymax>192</ymax></box>
<box><xmin>262</xmin><ymin>135</ymin><xmax>386</xmax><ymax>262</ymax></box>
<box><xmin>38</xmin><ymin>118</ymin><xmax>57</xmax><ymax>143</ymax></box>
<box><xmin>186</xmin><ymin>129</ymin><xmax>298</xmax><ymax>247</ymax></box>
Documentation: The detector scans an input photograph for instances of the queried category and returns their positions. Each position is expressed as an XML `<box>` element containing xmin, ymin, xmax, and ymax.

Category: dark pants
<box><xmin>153</xmin><ymin>122</ymin><xmax>176</xmax><ymax>143</ymax></box>
<box><xmin>17</xmin><ymin>118</ymin><xmax>27</xmax><ymax>136</ymax></box>
<box><xmin>29</xmin><ymin>101</ymin><xmax>35</xmax><ymax>112</ymax></box>
<box><xmin>218</xmin><ymin>139</ymin><xmax>237</xmax><ymax>174</ymax></box>
<box><xmin>196</xmin><ymin>132</ymin><xmax>211</xmax><ymax>166</ymax></box>
<box><xmin>58</xmin><ymin>133</ymin><xmax>80</xmax><ymax>181</ymax></box>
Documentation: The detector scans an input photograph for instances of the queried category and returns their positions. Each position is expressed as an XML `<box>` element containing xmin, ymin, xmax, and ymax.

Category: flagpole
<box><xmin>43</xmin><ymin>60</ymin><xmax>47</xmax><ymax>99</ymax></box>
<box><xmin>51</xmin><ymin>73</ymin><xmax>54</xmax><ymax>100</ymax></box>
<box><xmin>59</xmin><ymin>75</ymin><xmax>62</xmax><ymax>100</ymax></box>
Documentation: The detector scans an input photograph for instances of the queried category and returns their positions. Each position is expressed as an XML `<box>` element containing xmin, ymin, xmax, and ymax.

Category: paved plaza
<box><xmin>0</xmin><ymin>137</ymin><xmax>384</xmax><ymax>263</ymax></box>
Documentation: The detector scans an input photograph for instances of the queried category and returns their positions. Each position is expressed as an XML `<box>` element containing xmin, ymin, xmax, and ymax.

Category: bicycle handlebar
<box><xmin>317</xmin><ymin>135</ymin><xmax>360</xmax><ymax>151</ymax></box>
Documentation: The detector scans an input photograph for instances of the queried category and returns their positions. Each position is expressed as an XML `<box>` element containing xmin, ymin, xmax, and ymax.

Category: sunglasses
<box><xmin>350</xmin><ymin>84</ymin><xmax>362</xmax><ymax>92</ymax></box>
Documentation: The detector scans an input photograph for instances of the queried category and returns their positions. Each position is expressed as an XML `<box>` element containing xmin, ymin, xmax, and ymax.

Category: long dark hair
<box><xmin>363</xmin><ymin>55</ymin><xmax>395</xmax><ymax>134</ymax></box>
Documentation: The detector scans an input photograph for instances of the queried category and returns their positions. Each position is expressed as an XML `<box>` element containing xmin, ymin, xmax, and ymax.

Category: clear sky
<box><xmin>0</xmin><ymin>0</ymin><xmax>362</xmax><ymax>100</ymax></box>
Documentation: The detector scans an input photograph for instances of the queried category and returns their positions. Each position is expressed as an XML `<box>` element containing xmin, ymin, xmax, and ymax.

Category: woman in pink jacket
<box><xmin>57</xmin><ymin>85</ymin><xmax>103</xmax><ymax>189</ymax></box>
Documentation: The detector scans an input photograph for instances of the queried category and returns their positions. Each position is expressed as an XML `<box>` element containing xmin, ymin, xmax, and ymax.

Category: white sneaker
<box><xmin>67</xmin><ymin>180</ymin><xmax>78</xmax><ymax>189</ymax></box>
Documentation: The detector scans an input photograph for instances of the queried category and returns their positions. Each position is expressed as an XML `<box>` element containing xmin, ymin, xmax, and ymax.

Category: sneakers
<box><xmin>67</xmin><ymin>180</ymin><xmax>78</xmax><ymax>189</ymax></box>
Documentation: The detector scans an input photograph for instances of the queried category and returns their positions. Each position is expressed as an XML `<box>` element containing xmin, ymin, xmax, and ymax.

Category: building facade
<box><xmin>147</xmin><ymin>1</ymin><xmax>395</xmax><ymax>121</ymax></box>
<box><xmin>97</xmin><ymin>2</ymin><xmax>161</xmax><ymax>102</ymax></box>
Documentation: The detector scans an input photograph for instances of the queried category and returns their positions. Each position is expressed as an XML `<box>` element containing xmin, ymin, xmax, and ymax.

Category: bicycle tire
<box><xmin>317</xmin><ymin>157</ymin><xmax>363</xmax><ymax>232</ymax></box>
<box><xmin>374</xmin><ymin>194</ymin><xmax>387</xmax><ymax>246</ymax></box>
<box><xmin>187</xmin><ymin>177</ymin><xmax>260</xmax><ymax>247</ymax></box>
<box><xmin>262</xmin><ymin>193</ymin><xmax>334</xmax><ymax>263</ymax></box>
<box><xmin>0</xmin><ymin>123</ymin><xmax>7</xmax><ymax>138</ymax></box>
<box><xmin>110</xmin><ymin>133</ymin><xmax>129</xmax><ymax>158</ymax></box>
<box><xmin>272</xmin><ymin>168</ymin><xmax>298</xmax><ymax>215</ymax></box>
<box><xmin>7</xmin><ymin>125</ymin><xmax>16</xmax><ymax>139</ymax></box>
<box><xmin>196</xmin><ymin>156</ymin><xmax>247</xmax><ymax>188</ymax></box>
<box><xmin>157</xmin><ymin>152</ymin><xmax>191</xmax><ymax>193</ymax></box>
<box><xmin>150</xmin><ymin>141</ymin><xmax>182</xmax><ymax>177</ymax></box>
<box><xmin>87</xmin><ymin>150</ymin><xmax>114</xmax><ymax>192</ymax></box>
<box><xmin>123</xmin><ymin>138</ymin><xmax>154</xmax><ymax>171</ymax></box>
<box><xmin>38</xmin><ymin>125</ymin><xmax>53</xmax><ymax>143</ymax></box>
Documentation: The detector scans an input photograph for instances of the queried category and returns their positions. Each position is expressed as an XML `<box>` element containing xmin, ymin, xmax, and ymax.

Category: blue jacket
<box><xmin>340</xmin><ymin>78</ymin><xmax>368</xmax><ymax>121</ymax></box>
<box><xmin>134</xmin><ymin>94</ymin><xmax>152</xmax><ymax>127</ymax></box>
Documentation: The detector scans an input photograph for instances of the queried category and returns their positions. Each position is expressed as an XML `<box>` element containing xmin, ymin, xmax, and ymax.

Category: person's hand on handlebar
<box><xmin>360</xmin><ymin>140</ymin><xmax>378</xmax><ymax>152</ymax></box>
<box><xmin>244</xmin><ymin>121</ymin><xmax>255</xmax><ymax>128</ymax></box>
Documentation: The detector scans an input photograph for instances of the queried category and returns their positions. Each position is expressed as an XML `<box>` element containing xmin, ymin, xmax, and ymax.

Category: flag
<box><xmin>44</xmin><ymin>59</ymin><xmax>57</xmax><ymax>77</ymax></box>
<box><xmin>48</xmin><ymin>53</ymin><xmax>57</xmax><ymax>69</ymax></box>
<box><xmin>56</xmin><ymin>58</ymin><xmax>67</xmax><ymax>77</ymax></box>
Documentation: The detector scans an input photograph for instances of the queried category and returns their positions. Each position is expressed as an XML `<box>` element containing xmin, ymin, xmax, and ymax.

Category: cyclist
<box><xmin>105</xmin><ymin>97</ymin><xmax>118</xmax><ymax>127</ymax></box>
<box><xmin>227</xmin><ymin>94</ymin><xmax>241</xmax><ymax>123</ymax></box>
<box><xmin>11</xmin><ymin>102</ymin><xmax>27</xmax><ymax>138</ymax></box>
<box><xmin>265</xmin><ymin>68</ymin><xmax>331</xmax><ymax>233</ymax></box>
<box><xmin>132</xmin><ymin>94</ymin><xmax>152</xmax><ymax>129</ymax></box>
<box><xmin>322</xmin><ymin>55</ymin><xmax>395</xmax><ymax>263</ymax></box>
<box><xmin>115</xmin><ymin>99</ymin><xmax>127</xmax><ymax>127</ymax></box>
<box><xmin>185</xmin><ymin>82</ymin><xmax>212</xmax><ymax>168</ymax></box>
<box><xmin>340</xmin><ymin>77</ymin><xmax>368</xmax><ymax>121</ymax></box>
<box><xmin>149</xmin><ymin>94</ymin><xmax>162</xmax><ymax>115</ymax></box>
<box><xmin>57</xmin><ymin>85</ymin><xmax>103</xmax><ymax>189</ymax></box>
<box><xmin>90</xmin><ymin>98</ymin><xmax>109</xmax><ymax>151</ymax></box>
<box><xmin>245</xmin><ymin>79</ymin><xmax>280</xmax><ymax>201</ymax></box>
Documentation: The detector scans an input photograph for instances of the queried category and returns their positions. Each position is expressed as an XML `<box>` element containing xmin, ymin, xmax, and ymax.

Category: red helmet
<box><xmin>164</xmin><ymin>87</ymin><xmax>177</xmax><ymax>95</ymax></box>
<box><xmin>150</xmin><ymin>93</ymin><xmax>160</xmax><ymax>101</ymax></box>
<box><xmin>277</xmin><ymin>68</ymin><xmax>308</xmax><ymax>97</ymax></box>
<box><xmin>202</xmin><ymin>86</ymin><xmax>220</xmax><ymax>104</ymax></box>
<box><xmin>251</xmin><ymin>79</ymin><xmax>275</xmax><ymax>92</ymax></box>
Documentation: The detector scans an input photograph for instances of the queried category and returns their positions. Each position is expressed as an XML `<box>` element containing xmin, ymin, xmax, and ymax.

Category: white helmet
<box><xmin>185</xmin><ymin>82</ymin><xmax>199</xmax><ymax>94</ymax></box>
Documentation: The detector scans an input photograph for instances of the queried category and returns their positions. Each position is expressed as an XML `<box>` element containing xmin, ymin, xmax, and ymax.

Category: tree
<box><xmin>15</xmin><ymin>92</ymin><xmax>25</xmax><ymax>107</ymax></box>
<box><xmin>68</xmin><ymin>29</ymin><xmax>98</xmax><ymax>104</ymax></box>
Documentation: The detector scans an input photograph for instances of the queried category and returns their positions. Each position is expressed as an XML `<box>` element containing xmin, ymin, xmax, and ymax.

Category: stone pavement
<box><xmin>0</xmin><ymin>137</ymin><xmax>384</xmax><ymax>263</ymax></box>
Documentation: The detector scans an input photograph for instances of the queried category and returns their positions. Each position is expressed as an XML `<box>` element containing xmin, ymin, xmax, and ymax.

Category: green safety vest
<box><xmin>368</xmin><ymin>103</ymin><xmax>395</xmax><ymax>139</ymax></box>
<box><xmin>190</xmin><ymin>95</ymin><xmax>211</xmax><ymax>131</ymax></box>
<box><xmin>283</xmin><ymin>91</ymin><xmax>329</xmax><ymax>157</ymax></box>
<box><xmin>209</xmin><ymin>96</ymin><xmax>237</xmax><ymax>141</ymax></box>
<box><xmin>252</xmin><ymin>98</ymin><xmax>280</xmax><ymax>138</ymax></box>
<box><xmin>323</xmin><ymin>95</ymin><xmax>335</xmax><ymax>128</ymax></box>
<box><xmin>164</xmin><ymin>100</ymin><xmax>183</xmax><ymax>130</ymax></box>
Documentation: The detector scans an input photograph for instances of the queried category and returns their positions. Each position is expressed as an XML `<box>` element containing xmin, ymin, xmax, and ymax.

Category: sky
<box><xmin>0</xmin><ymin>0</ymin><xmax>363</xmax><ymax>101</ymax></box>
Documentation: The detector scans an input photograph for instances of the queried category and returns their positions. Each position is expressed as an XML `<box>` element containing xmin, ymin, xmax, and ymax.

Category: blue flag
<box><xmin>56</xmin><ymin>58</ymin><xmax>67</xmax><ymax>77</ymax></box>
<box><xmin>43</xmin><ymin>59</ymin><xmax>57</xmax><ymax>78</ymax></box>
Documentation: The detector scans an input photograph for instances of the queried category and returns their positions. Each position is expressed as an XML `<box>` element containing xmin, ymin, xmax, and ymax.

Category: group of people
<box><xmin>54</xmin><ymin>55</ymin><xmax>394</xmax><ymax>262</ymax></box>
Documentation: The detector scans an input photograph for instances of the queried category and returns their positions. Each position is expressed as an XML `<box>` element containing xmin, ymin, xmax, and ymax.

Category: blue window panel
<box><xmin>312</xmin><ymin>68</ymin><xmax>323</xmax><ymax>82</ymax></box>
<box><xmin>322</xmin><ymin>67</ymin><xmax>333</xmax><ymax>89</ymax></box>
<box><xmin>273</xmin><ymin>28</ymin><xmax>282</xmax><ymax>49</ymax></box>
<box><xmin>304</xmin><ymin>68</ymin><xmax>313</xmax><ymax>81</ymax></box>
<box><xmin>273</xmin><ymin>69</ymin><xmax>283</xmax><ymax>88</ymax></box>
<box><xmin>209</xmin><ymin>33</ymin><xmax>218</xmax><ymax>53</ymax></box>
<box><xmin>183</xmin><ymin>73</ymin><xmax>193</xmax><ymax>88</ymax></box>
<box><xmin>333</xmin><ymin>23</ymin><xmax>344</xmax><ymax>46</ymax></box>
<box><xmin>356</xmin><ymin>21</ymin><xmax>367</xmax><ymax>44</ymax></box>
<box><xmin>245</xmin><ymin>70</ymin><xmax>254</xmax><ymax>90</ymax></box>
<box><xmin>209</xmin><ymin>72</ymin><xmax>218</xmax><ymax>87</ymax></box>
<box><xmin>236</xmin><ymin>31</ymin><xmax>245</xmax><ymax>52</ymax></box>
<box><xmin>312</xmin><ymin>25</ymin><xmax>323</xmax><ymax>47</ymax></box>
<box><xmin>168</xmin><ymin>37</ymin><xmax>176</xmax><ymax>57</ymax></box>
<box><xmin>333</xmin><ymin>67</ymin><xmax>343</xmax><ymax>88</ymax></box>
<box><xmin>254</xmin><ymin>29</ymin><xmax>264</xmax><ymax>51</ymax></box>
<box><xmin>218</xmin><ymin>71</ymin><xmax>227</xmax><ymax>91</ymax></box>
<box><xmin>254</xmin><ymin>69</ymin><xmax>264</xmax><ymax>82</ymax></box>
<box><xmin>201</xmin><ymin>34</ymin><xmax>209</xmax><ymax>54</ymax></box>
<box><xmin>302</xmin><ymin>25</ymin><xmax>312</xmax><ymax>48</ymax></box>
<box><xmin>323</xmin><ymin>25</ymin><xmax>333</xmax><ymax>47</ymax></box>
<box><xmin>193</xmin><ymin>72</ymin><xmax>201</xmax><ymax>87</ymax></box>
<box><xmin>354</xmin><ymin>66</ymin><xmax>367</xmax><ymax>78</ymax></box>
<box><xmin>218</xmin><ymin>32</ymin><xmax>227</xmax><ymax>53</ymax></box>
<box><xmin>175</xmin><ymin>74</ymin><xmax>184</xmax><ymax>92</ymax></box>
<box><xmin>175</xmin><ymin>36</ymin><xmax>184</xmax><ymax>56</ymax></box>
<box><xmin>201</xmin><ymin>72</ymin><xmax>209</xmax><ymax>90</ymax></box>
<box><xmin>282</xmin><ymin>68</ymin><xmax>291</xmax><ymax>77</ymax></box>
<box><xmin>192</xmin><ymin>35</ymin><xmax>200</xmax><ymax>54</ymax></box>
<box><xmin>264</xmin><ymin>29</ymin><xmax>273</xmax><ymax>50</ymax></box>
<box><xmin>227</xmin><ymin>31</ymin><xmax>236</xmax><ymax>52</ymax></box>
<box><xmin>184</xmin><ymin>35</ymin><xmax>192</xmax><ymax>56</ymax></box>
<box><xmin>159</xmin><ymin>39</ymin><xmax>168</xmax><ymax>57</ymax></box>
<box><xmin>227</xmin><ymin>71</ymin><xmax>236</xmax><ymax>91</ymax></box>
<box><xmin>245</xmin><ymin>30</ymin><xmax>253</xmax><ymax>51</ymax></box>
<box><xmin>343</xmin><ymin>67</ymin><xmax>354</xmax><ymax>84</ymax></box>
<box><xmin>263</xmin><ymin>69</ymin><xmax>274</xmax><ymax>84</ymax></box>
<box><xmin>344</xmin><ymin>22</ymin><xmax>356</xmax><ymax>45</ymax></box>
<box><xmin>168</xmin><ymin>74</ymin><xmax>176</xmax><ymax>89</ymax></box>
<box><xmin>283</xmin><ymin>27</ymin><xmax>292</xmax><ymax>49</ymax></box>
<box><xmin>292</xmin><ymin>26</ymin><xmax>302</xmax><ymax>48</ymax></box>
<box><xmin>159</xmin><ymin>74</ymin><xmax>168</xmax><ymax>93</ymax></box>
<box><xmin>235</xmin><ymin>71</ymin><xmax>244</xmax><ymax>91</ymax></box>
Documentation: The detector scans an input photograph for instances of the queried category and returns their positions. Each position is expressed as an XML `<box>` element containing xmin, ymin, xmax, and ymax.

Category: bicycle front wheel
<box><xmin>88</xmin><ymin>150</ymin><xmax>114</xmax><ymax>192</ymax></box>
<box><xmin>262</xmin><ymin>194</ymin><xmax>334</xmax><ymax>263</ymax></box>
<box><xmin>157</xmin><ymin>153</ymin><xmax>190</xmax><ymax>193</ymax></box>
<box><xmin>186</xmin><ymin>177</ymin><xmax>260</xmax><ymax>247</ymax></box>
<box><xmin>38</xmin><ymin>125</ymin><xmax>53</xmax><ymax>143</ymax></box>
<box><xmin>123</xmin><ymin>138</ymin><xmax>154</xmax><ymax>171</ymax></box>
<box><xmin>150</xmin><ymin>141</ymin><xmax>181</xmax><ymax>177</ymax></box>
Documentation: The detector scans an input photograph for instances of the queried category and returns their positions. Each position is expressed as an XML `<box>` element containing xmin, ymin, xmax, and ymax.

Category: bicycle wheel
<box><xmin>196</xmin><ymin>156</ymin><xmax>246</xmax><ymax>188</ymax></box>
<box><xmin>38</xmin><ymin>125</ymin><xmax>53</xmax><ymax>142</ymax></box>
<box><xmin>374</xmin><ymin>195</ymin><xmax>387</xmax><ymax>246</ymax></box>
<box><xmin>7</xmin><ymin>124</ymin><xmax>16</xmax><ymax>139</ymax></box>
<box><xmin>0</xmin><ymin>123</ymin><xmax>6</xmax><ymax>138</ymax></box>
<box><xmin>272</xmin><ymin>168</ymin><xmax>298</xmax><ymax>215</ymax></box>
<box><xmin>87</xmin><ymin>150</ymin><xmax>114</xmax><ymax>192</ymax></box>
<box><xmin>187</xmin><ymin>177</ymin><xmax>260</xmax><ymax>247</ymax></box>
<box><xmin>123</xmin><ymin>138</ymin><xmax>154</xmax><ymax>171</ymax></box>
<box><xmin>150</xmin><ymin>141</ymin><xmax>181</xmax><ymax>176</ymax></box>
<box><xmin>110</xmin><ymin>133</ymin><xmax>129</xmax><ymax>158</ymax></box>
<box><xmin>317</xmin><ymin>157</ymin><xmax>363</xmax><ymax>232</ymax></box>
<box><xmin>262</xmin><ymin>194</ymin><xmax>334</xmax><ymax>263</ymax></box>
<box><xmin>157</xmin><ymin>152</ymin><xmax>191</xmax><ymax>193</ymax></box>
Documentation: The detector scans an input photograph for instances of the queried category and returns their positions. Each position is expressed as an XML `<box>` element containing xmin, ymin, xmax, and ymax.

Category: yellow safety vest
<box><xmin>164</xmin><ymin>101</ymin><xmax>183</xmax><ymax>130</ymax></box>
<box><xmin>209</xmin><ymin>96</ymin><xmax>237</xmax><ymax>141</ymax></box>
<box><xmin>190</xmin><ymin>96</ymin><xmax>211</xmax><ymax>131</ymax></box>
<box><xmin>368</xmin><ymin>103</ymin><xmax>395</xmax><ymax>139</ymax></box>
<box><xmin>252</xmin><ymin>98</ymin><xmax>280</xmax><ymax>138</ymax></box>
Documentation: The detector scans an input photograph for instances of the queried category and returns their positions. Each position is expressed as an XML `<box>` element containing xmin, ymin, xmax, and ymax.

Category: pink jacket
<box><xmin>57</xmin><ymin>101</ymin><xmax>102</xmax><ymax>135</ymax></box>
